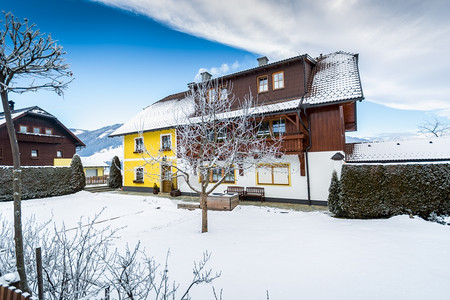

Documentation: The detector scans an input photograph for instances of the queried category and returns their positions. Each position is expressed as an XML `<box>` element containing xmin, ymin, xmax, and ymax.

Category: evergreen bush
<box><xmin>70</xmin><ymin>154</ymin><xmax>86</xmax><ymax>192</ymax></box>
<box><xmin>327</xmin><ymin>171</ymin><xmax>342</xmax><ymax>216</ymax></box>
<box><xmin>107</xmin><ymin>156</ymin><xmax>122</xmax><ymax>188</ymax></box>
<box><xmin>334</xmin><ymin>163</ymin><xmax>450</xmax><ymax>219</ymax></box>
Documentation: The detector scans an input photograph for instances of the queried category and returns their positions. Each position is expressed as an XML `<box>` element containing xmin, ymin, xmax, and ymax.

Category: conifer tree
<box><xmin>108</xmin><ymin>156</ymin><xmax>122</xmax><ymax>188</ymax></box>
<box><xmin>70</xmin><ymin>154</ymin><xmax>86</xmax><ymax>192</ymax></box>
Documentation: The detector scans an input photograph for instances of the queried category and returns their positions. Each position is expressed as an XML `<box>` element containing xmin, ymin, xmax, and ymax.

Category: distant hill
<box><xmin>73</xmin><ymin>124</ymin><xmax>123</xmax><ymax>158</ymax></box>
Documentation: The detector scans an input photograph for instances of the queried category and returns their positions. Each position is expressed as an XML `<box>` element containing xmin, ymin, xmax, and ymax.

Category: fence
<box><xmin>0</xmin><ymin>284</ymin><xmax>35</xmax><ymax>300</ymax></box>
<box><xmin>86</xmin><ymin>175</ymin><xmax>109</xmax><ymax>185</ymax></box>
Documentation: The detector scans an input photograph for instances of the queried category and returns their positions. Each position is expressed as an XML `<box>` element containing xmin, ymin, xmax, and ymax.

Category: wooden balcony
<box><xmin>264</xmin><ymin>132</ymin><xmax>305</xmax><ymax>155</ymax></box>
<box><xmin>16</xmin><ymin>132</ymin><xmax>64</xmax><ymax>144</ymax></box>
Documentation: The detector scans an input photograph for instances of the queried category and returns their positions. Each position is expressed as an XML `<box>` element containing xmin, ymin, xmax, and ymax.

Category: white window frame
<box><xmin>161</xmin><ymin>134</ymin><xmax>171</xmax><ymax>151</ymax></box>
<box><xmin>19</xmin><ymin>125</ymin><xmax>28</xmax><ymax>133</ymax></box>
<box><xmin>31</xmin><ymin>149</ymin><xmax>38</xmax><ymax>158</ymax></box>
<box><xmin>134</xmin><ymin>137</ymin><xmax>144</xmax><ymax>153</ymax></box>
<box><xmin>56</xmin><ymin>150</ymin><xmax>63</xmax><ymax>158</ymax></box>
<box><xmin>134</xmin><ymin>167</ymin><xmax>144</xmax><ymax>183</ymax></box>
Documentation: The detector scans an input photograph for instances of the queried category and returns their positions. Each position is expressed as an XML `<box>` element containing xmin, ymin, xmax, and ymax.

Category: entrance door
<box><xmin>161</xmin><ymin>164</ymin><xmax>172</xmax><ymax>193</ymax></box>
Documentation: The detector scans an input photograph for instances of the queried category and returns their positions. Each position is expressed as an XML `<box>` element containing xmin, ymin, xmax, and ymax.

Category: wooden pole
<box><xmin>36</xmin><ymin>247</ymin><xmax>44</xmax><ymax>300</ymax></box>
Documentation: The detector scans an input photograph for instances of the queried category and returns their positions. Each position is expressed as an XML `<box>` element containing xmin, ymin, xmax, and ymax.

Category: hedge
<box><xmin>0</xmin><ymin>155</ymin><xmax>86</xmax><ymax>201</ymax></box>
<box><xmin>328</xmin><ymin>164</ymin><xmax>450</xmax><ymax>219</ymax></box>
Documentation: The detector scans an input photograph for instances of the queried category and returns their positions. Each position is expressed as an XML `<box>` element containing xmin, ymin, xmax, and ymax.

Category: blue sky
<box><xmin>2</xmin><ymin>0</ymin><xmax>449</xmax><ymax>140</ymax></box>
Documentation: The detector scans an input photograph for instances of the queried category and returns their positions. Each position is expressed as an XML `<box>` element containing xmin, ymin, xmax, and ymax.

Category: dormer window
<box><xmin>258</xmin><ymin>75</ymin><xmax>268</xmax><ymax>93</ymax></box>
<box><xmin>273</xmin><ymin>71</ymin><xmax>284</xmax><ymax>90</ymax></box>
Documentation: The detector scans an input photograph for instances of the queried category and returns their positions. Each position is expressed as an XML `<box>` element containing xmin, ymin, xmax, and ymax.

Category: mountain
<box><xmin>73</xmin><ymin>124</ymin><xmax>123</xmax><ymax>160</ymax></box>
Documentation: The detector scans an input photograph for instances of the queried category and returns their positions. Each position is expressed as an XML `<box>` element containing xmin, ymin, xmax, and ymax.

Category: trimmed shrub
<box><xmin>334</xmin><ymin>164</ymin><xmax>450</xmax><ymax>219</ymax></box>
<box><xmin>107</xmin><ymin>156</ymin><xmax>122</xmax><ymax>188</ymax></box>
<box><xmin>0</xmin><ymin>166</ymin><xmax>73</xmax><ymax>201</ymax></box>
<box><xmin>70</xmin><ymin>154</ymin><xmax>86</xmax><ymax>192</ymax></box>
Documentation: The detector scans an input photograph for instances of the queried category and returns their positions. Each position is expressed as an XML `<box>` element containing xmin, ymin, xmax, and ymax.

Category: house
<box><xmin>345</xmin><ymin>137</ymin><xmax>450</xmax><ymax>163</ymax></box>
<box><xmin>0</xmin><ymin>105</ymin><xmax>85</xmax><ymax>166</ymax></box>
<box><xmin>111</xmin><ymin>51</ymin><xmax>364</xmax><ymax>205</ymax></box>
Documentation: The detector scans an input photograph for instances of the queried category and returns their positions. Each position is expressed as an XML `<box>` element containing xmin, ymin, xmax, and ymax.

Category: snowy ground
<box><xmin>1</xmin><ymin>191</ymin><xmax>449</xmax><ymax>299</ymax></box>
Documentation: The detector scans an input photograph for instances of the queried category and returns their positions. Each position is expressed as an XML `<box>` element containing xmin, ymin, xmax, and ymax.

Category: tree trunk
<box><xmin>200</xmin><ymin>193</ymin><xmax>208</xmax><ymax>233</ymax></box>
<box><xmin>1</xmin><ymin>91</ymin><xmax>30</xmax><ymax>293</ymax></box>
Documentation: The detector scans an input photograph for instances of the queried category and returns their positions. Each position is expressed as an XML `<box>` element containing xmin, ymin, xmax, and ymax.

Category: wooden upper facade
<box><xmin>0</xmin><ymin>106</ymin><xmax>85</xmax><ymax>166</ymax></box>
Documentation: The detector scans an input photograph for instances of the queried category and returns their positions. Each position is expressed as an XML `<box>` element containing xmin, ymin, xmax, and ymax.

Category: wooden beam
<box><xmin>298</xmin><ymin>153</ymin><xmax>306</xmax><ymax>176</ymax></box>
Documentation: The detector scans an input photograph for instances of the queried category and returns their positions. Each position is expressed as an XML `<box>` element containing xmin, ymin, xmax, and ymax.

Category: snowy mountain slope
<box><xmin>73</xmin><ymin>124</ymin><xmax>123</xmax><ymax>157</ymax></box>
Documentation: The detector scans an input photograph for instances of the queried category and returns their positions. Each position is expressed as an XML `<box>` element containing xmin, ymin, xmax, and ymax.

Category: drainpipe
<box><xmin>297</xmin><ymin>55</ymin><xmax>312</xmax><ymax>205</ymax></box>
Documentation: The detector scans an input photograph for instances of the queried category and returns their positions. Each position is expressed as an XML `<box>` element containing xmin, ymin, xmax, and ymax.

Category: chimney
<box><xmin>257</xmin><ymin>56</ymin><xmax>269</xmax><ymax>66</ymax></box>
<box><xmin>187</xmin><ymin>82</ymin><xmax>196</xmax><ymax>91</ymax></box>
<box><xmin>201</xmin><ymin>71</ymin><xmax>212</xmax><ymax>82</ymax></box>
<box><xmin>8</xmin><ymin>100</ymin><xmax>15</xmax><ymax>111</ymax></box>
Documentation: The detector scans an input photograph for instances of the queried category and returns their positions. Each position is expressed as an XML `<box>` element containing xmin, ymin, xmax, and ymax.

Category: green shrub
<box><xmin>334</xmin><ymin>164</ymin><xmax>450</xmax><ymax>219</ymax></box>
<box><xmin>107</xmin><ymin>156</ymin><xmax>122</xmax><ymax>188</ymax></box>
<box><xmin>70</xmin><ymin>154</ymin><xmax>86</xmax><ymax>192</ymax></box>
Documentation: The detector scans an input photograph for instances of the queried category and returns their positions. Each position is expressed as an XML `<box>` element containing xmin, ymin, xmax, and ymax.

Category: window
<box><xmin>19</xmin><ymin>125</ymin><xmax>27</xmax><ymax>133</ymax></box>
<box><xmin>33</xmin><ymin>127</ymin><xmax>40</xmax><ymax>134</ymax></box>
<box><xmin>258</xmin><ymin>75</ymin><xmax>268</xmax><ymax>93</ymax></box>
<box><xmin>0</xmin><ymin>147</ymin><xmax>3</xmax><ymax>159</ymax></box>
<box><xmin>273</xmin><ymin>71</ymin><xmax>284</xmax><ymax>90</ymax></box>
<box><xmin>257</xmin><ymin>121</ymin><xmax>270</xmax><ymax>137</ymax></box>
<box><xmin>161</xmin><ymin>135</ymin><xmax>171</xmax><ymax>151</ymax></box>
<box><xmin>208</xmin><ymin>166</ymin><xmax>236</xmax><ymax>183</ymax></box>
<box><xmin>257</xmin><ymin>164</ymin><xmax>290</xmax><ymax>185</ymax></box>
<box><xmin>206</xmin><ymin>127</ymin><xmax>227</xmax><ymax>142</ymax></box>
<box><xmin>134</xmin><ymin>167</ymin><xmax>144</xmax><ymax>183</ymax></box>
<box><xmin>272</xmin><ymin>119</ymin><xmax>286</xmax><ymax>136</ymax></box>
<box><xmin>257</xmin><ymin>119</ymin><xmax>285</xmax><ymax>137</ymax></box>
<box><xmin>56</xmin><ymin>150</ymin><xmax>63</xmax><ymax>158</ymax></box>
<box><xmin>134</xmin><ymin>137</ymin><xmax>144</xmax><ymax>153</ymax></box>
<box><xmin>208</xmin><ymin>86</ymin><xmax>228</xmax><ymax>102</ymax></box>
<box><xmin>31</xmin><ymin>149</ymin><xmax>38</xmax><ymax>158</ymax></box>
<box><xmin>45</xmin><ymin>128</ymin><xmax>53</xmax><ymax>135</ymax></box>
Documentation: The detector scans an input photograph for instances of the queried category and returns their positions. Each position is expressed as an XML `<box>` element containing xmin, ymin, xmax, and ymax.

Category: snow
<box><xmin>0</xmin><ymin>192</ymin><xmax>449</xmax><ymax>299</ymax></box>
<box><xmin>346</xmin><ymin>137</ymin><xmax>450</xmax><ymax>162</ymax></box>
<box><xmin>81</xmin><ymin>146</ymin><xmax>123</xmax><ymax>167</ymax></box>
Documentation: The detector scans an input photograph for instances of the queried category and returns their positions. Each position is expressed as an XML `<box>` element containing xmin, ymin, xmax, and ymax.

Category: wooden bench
<box><xmin>224</xmin><ymin>186</ymin><xmax>245</xmax><ymax>201</ymax></box>
<box><xmin>245</xmin><ymin>187</ymin><xmax>265</xmax><ymax>202</ymax></box>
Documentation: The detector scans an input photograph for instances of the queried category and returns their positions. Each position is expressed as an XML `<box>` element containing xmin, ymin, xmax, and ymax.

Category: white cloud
<box><xmin>193</xmin><ymin>62</ymin><xmax>240</xmax><ymax>82</ymax></box>
<box><xmin>92</xmin><ymin>0</ymin><xmax>450</xmax><ymax>117</ymax></box>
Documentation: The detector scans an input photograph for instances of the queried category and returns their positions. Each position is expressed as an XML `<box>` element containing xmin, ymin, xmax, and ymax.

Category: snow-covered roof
<box><xmin>303</xmin><ymin>51</ymin><xmax>363</xmax><ymax>105</ymax></box>
<box><xmin>81</xmin><ymin>156</ymin><xmax>109</xmax><ymax>168</ymax></box>
<box><xmin>111</xmin><ymin>51</ymin><xmax>363</xmax><ymax>136</ymax></box>
<box><xmin>345</xmin><ymin>137</ymin><xmax>450</xmax><ymax>163</ymax></box>
<box><xmin>110</xmin><ymin>96</ymin><xmax>194</xmax><ymax>136</ymax></box>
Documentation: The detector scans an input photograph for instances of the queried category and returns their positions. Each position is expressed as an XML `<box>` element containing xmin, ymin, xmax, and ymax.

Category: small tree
<box><xmin>70</xmin><ymin>154</ymin><xmax>86</xmax><ymax>192</ymax></box>
<box><xmin>0</xmin><ymin>11</ymin><xmax>72</xmax><ymax>292</ymax></box>
<box><xmin>328</xmin><ymin>170</ymin><xmax>342</xmax><ymax>217</ymax></box>
<box><xmin>137</xmin><ymin>80</ymin><xmax>283</xmax><ymax>233</ymax></box>
<box><xmin>108</xmin><ymin>156</ymin><xmax>122</xmax><ymax>188</ymax></box>
<box><xmin>418</xmin><ymin>117</ymin><xmax>450</xmax><ymax>137</ymax></box>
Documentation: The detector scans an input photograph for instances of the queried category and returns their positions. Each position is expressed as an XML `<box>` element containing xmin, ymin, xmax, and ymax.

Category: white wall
<box><xmin>178</xmin><ymin>151</ymin><xmax>344</xmax><ymax>202</ymax></box>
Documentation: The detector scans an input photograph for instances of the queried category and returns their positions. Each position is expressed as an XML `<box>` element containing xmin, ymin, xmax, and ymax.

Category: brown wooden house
<box><xmin>0</xmin><ymin>105</ymin><xmax>85</xmax><ymax>166</ymax></box>
<box><xmin>112</xmin><ymin>51</ymin><xmax>364</xmax><ymax>204</ymax></box>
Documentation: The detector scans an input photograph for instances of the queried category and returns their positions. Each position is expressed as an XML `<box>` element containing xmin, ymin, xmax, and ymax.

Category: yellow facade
<box><xmin>54</xmin><ymin>158</ymin><xmax>72</xmax><ymax>166</ymax></box>
<box><xmin>123</xmin><ymin>129</ymin><xmax>177</xmax><ymax>191</ymax></box>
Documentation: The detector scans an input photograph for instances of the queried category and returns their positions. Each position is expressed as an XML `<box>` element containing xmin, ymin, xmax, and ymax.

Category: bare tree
<box><xmin>137</xmin><ymin>80</ymin><xmax>283</xmax><ymax>233</ymax></box>
<box><xmin>0</xmin><ymin>11</ymin><xmax>73</xmax><ymax>292</ymax></box>
<box><xmin>418</xmin><ymin>117</ymin><xmax>450</xmax><ymax>137</ymax></box>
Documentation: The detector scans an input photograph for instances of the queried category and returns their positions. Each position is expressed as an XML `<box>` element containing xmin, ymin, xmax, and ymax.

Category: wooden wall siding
<box><xmin>226</xmin><ymin>59</ymin><xmax>308</xmax><ymax>110</ymax></box>
<box><xmin>309</xmin><ymin>105</ymin><xmax>345</xmax><ymax>152</ymax></box>
<box><xmin>0</xmin><ymin>115</ymin><xmax>78</xmax><ymax>166</ymax></box>
<box><xmin>342</xmin><ymin>102</ymin><xmax>357</xmax><ymax>131</ymax></box>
